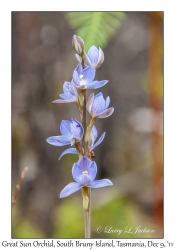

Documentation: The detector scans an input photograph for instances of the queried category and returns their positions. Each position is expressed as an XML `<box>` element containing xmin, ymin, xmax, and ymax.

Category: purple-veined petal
<box><xmin>73</xmin><ymin>70</ymin><xmax>80</xmax><ymax>87</ymax></box>
<box><xmin>64</xmin><ymin>81</ymin><xmax>78</xmax><ymax>98</ymax></box>
<box><xmin>72</xmin><ymin>163</ymin><xmax>82</xmax><ymax>182</ymax></box>
<box><xmin>59</xmin><ymin>148</ymin><xmax>77</xmax><ymax>160</ymax></box>
<box><xmin>46</xmin><ymin>136</ymin><xmax>70</xmax><ymax>146</ymax></box>
<box><xmin>83</xmin><ymin>52</ymin><xmax>91</xmax><ymax>67</ymax></box>
<box><xmin>86</xmin><ymin>93</ymin><xmax>94</xmax><ymax>113</ymax></box>
<box><xmin>78</xmin><ymin>174</ymin><xmax>92</xmax><ymax>185</ymax></box>
<box><xmin>60</xmin><ymin>182</ymin><xmax>83</xmax><ymax>198</ymax></box>
<box><xmin>60</xmin><ymin>120</ymin><xmax>72</xmax><ymax>137</ymax></box>
<box><xmin>92</xmin><ymin>80</ymin><xmax>108</xmax><ymax>89</ymax></box>
<box><xmin>89</xmin><ymin>179</ymin><xmax>113</xmax><ymax>188</ymax></box>
<box><xmin>91</xmin><ymin>92</ymin><xmax>106</xmax><ymax>115</ymax></box>
<box><xmin>59</xmin><ymin>94</ymin><xmax>75</xmax><ymax>101</ymax></box>
<box><xmin>86</xmin><ymin>161</ymin><xmax>97</xmax><ymax>181</ymax></box>
<box><xmin>91</xmin><ymin>132</ymin><xmax>106</xmax><ymax>150</ymax></box>
<box><xmin>78</xmin><ymin>156</ymin><xmax>92</xmax><ymax>170</ymax></box>
<box><xmin>70</xmin><ymin>118</ymin><xmax>84</xmax><ymax>140</ymax></box>
<box><xmin>85</xmin><ymin>80</ymin><xmax>99</xmax><ymax>89</ymax></box>
<box><xmin>81</xmin><ymin>66</ymin><xmax>95</xmax><ymax>83</ymax></box>
<box><xmin>52</xmin><ymin>99</ymin><xmax>74</xmax><ymax>103</ymax></box>
<box><xmin>75</xmin><ymin>64</ymin><xmax>83</xmax><ymax>74</ymax></box>
<box><xmin>75</xmin><ymin>54</ymin><xmax>81</xmax><ymax>63</ymax></box>
<box><xmin>97</xmin><ymin>107</ymin><xmax>114</xmax><ymax>118</ymax></box>
<box><xmin>87</xmin><ymin>45</ymin><xmax>99</xmax><ymax>65</ymax></box>
<box><xmin>88</xmin><ymin>125</ymin><xmax>97</xmax><ymax>148</ymax></box>
<box><xmin>97</xmin><ymin>47</ymin><xmax>104</xmax><ymax>68</ymax></box>
<box><xmin>92</xmin><ymin>126</ymin><xmax>98</xmax><ymax>141</ymax></box>
<box><xmin>105</xmin><ymin>96</ymin><xmax>110</xmax><ymax>109</ymax></box>
<box><xmin>70</xmin><ymin>81</ymin><xmax>79</xmax><ymax>97</ymax></box>
<box><xmin>63</xmin><ymin>81</ymin><xmax>71</xmax><ymax>94</ymax></box>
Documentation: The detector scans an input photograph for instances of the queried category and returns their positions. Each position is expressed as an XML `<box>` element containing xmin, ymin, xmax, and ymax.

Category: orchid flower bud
<box><xmin>72</xmin><ymin>35</ymin><xmax>85</xmax><ymax>55</ymax></box>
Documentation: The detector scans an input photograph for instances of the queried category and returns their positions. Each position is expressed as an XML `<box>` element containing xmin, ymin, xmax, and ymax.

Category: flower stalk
<box><xmin>80</xmin><ymin>52</ymin><xmax>91</xmax><ymax>236</ymax></box>
<box><xmin>82</xmin><ymin>187</ymin><xmax>91</xmax><ymax>238</ymax></box>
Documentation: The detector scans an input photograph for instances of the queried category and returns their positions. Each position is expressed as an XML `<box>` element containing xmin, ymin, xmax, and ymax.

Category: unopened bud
<box><xmin>72</xmin><ymin>35</ymin><xmax>85</xmax><ymax>54</ymax></box>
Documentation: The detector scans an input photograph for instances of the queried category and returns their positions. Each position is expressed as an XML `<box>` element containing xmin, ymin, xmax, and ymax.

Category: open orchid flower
<box><xmin>58</xmin><ymin>126</ymin><xmax>105</xmax><ymax>160</ymax></box>
<box><xmin>75</xmin><ymin>46</ymin><xmax>104</xmax><ymax>70</ymax></box>
<box><xmin>60</xmin><ymin>157</ymin><xmax>113</xmax><ymax>198</ymax></box>
<box><xmin>84</xmin><ymin>45</ymin><xmax>104</xmax><ymax>69</ymax></box>
<box><xmin>72</xmin><ymin>64</ymin><xmax>108</xmax><ymax>90</ymax></box>
<box><xmin>46</xmin><ymin>118</ymin><xmax>84</xmax><ymax>147</ymax></box>
<box><xmin>86</xmin><ymin>92</ymin><xmax>114</xmax><ymax>118</ymax></box>
<box><xmin>52</xmin><ymin>81</ymin><xmax>78</xmax><ymax>103</ymax></box>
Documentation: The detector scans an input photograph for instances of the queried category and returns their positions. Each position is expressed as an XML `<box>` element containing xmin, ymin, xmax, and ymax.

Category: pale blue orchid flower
<box><xmin>52</xmin><ymin>81</ymin><xmax>78</xmax><ymax>103</ymax></box>
<box><xmin>60</xmin><ymin>157</ymin><xmax>113</xmax><ymax>198</ymax></box>
<box><xmin>58</xmin><ymin>125</ymin><xmax>105</xmax><ymax>160</ymax></box>
<box><xmin>86</xmin><ymin>92</ymin><xmax>114</xmax><ymax>118</ymax></box>
<box><xmin>72</xmin><ymin>65</ymin><xmax>108</xmax><ymax>90</ymax></box>
<box><xmin>46</xmin><ymin>118</ymin><xmax>84</xmax><ymax>147</ymax></box>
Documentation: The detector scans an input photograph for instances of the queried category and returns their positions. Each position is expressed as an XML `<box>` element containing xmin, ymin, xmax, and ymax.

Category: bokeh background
<box><xmin>12</xmin><ymin>11</ymin><xmax>163</xmax><ymax>238</ymax></box>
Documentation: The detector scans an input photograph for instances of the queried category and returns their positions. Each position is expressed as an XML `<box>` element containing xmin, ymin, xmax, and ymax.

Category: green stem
<box><xmin>82</xmin><ymin>90</ymin><xmax>87</xmax><ymax>155</ymax></box>
<box><xmin>82</xmin><ymin>187</ymin><xmax>91</xmax><ymax>238</ymax></box>
<box><xmin>80</xmin><ymin>53</ymin><xmax>91</xmax><ymax>238</ymax></box>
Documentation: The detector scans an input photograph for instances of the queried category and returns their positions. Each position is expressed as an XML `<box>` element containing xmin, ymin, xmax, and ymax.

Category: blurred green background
<box><xmin>12</xmin><ymin>11</ymin><xmax>163</xmax><ymax>238</ymax></box>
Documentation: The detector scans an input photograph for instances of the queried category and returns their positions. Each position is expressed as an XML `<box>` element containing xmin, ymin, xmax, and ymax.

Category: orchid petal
<box><xmin>46</xmin><ymin>136</ymin><xmax>70</xmax><ymax>146</ymax></box>
<box><xmin>78</xmin><ymin>174</ymin><xmax>92</xmax><ymax>185</ymax></box>
<box><xmin>73</xmin><ymin>70</ymin><xmax>80</xmax><ymax>87</ymax></box>
<box><xmin>72</xmin><ymin>163</ymin><xmax>82</xmax><ymax>182</ymax></box>
<box><xmin>70</xmin><ymin>118</ymin><xmax>84</xmax><ymax>140</ymax></box>
<box><xmin>75</xmin><ymin>54</ymin><xmax>81</xmax><ymax>63</ymax></box>
<box><xmin>59</xmin><ymin>148</ymin><xmax>77</xmax><ymax>160</ymax></box>
<box><xmin>59</xmin><ymin>94</ymin><xmax>75</xmax><ymax>101</ymax></box>
<box><xmin>83</xmin><ymin>52</ymin><xmax>91</xmax><ymax>66</ymax></box>
<box><xmin>88</xmin><ymin>125</ymin><xmax>98</xmax><ymax>148</ymax></box>
<box><xmin>97</xmin><ymin>107</ymin><xmax>114</xmax><ymax>118</ymax></box>
<box><xmin>92</xmin><ymin>132</ymin><xmax>106</xmax><ymax>150</ymax></box>
<box><xmin>86</xmin><ymin>93</ymin><xmax>94</xmax><ymax>113</ymax></box>
<box><xmin>87</xmin><ymin>45</ymin><xmax>99</xmax><ymax>65</ymax></box>
<box><xmin>52</xmin><ymin>99</ymin><xmax>74</xmax><ymax>103</ymax></box>
<box><xmin>60</xmin><ymin>120</ymin><xmax>72</xmax><ymax>137</ymax></box>
<box><xmin>105</xmin><ymin>96</ymin><xmax>110</xmax><ymax>109</ymax></box>
<box><xmin>75</xmin><ymin>64</ymin><xmax>83</xmax><ymax>74</ymax></box>
<box><xmin>60</xmin><ymin>182</ymin><xmax>83</xmax><ymax>198</ymax></box>
<box><xmin>89</xmin><ymin>179</ymin><xmax>113</xmax><ymax>188</ymax></box>
<box><xmin>81</xmin><ymin>66</ymin><xmax>95</xmax><ymax>83</ymax></box>
<box><xmin>86</xmin><ymin>161</ymin><xmax>97</xmax><ymax>181</ymax></box>
<box><xmin>91</xmin><ymin>80</ymin><xmax>108</xmax><ymax>89</ymax></box>
<box><xmin>92</xmin><ymin>125</ymin><xmax>98</xmax><ymax>141</ymax></box>
<box><xmin>78</xmin><ymin>156</ymin><xmax>92</xmax><ymax>170</ymax></box>
<box><xmin>91</xmin><ymin>92</ymin><xmax>106</xmax><ymax>115</ymax></box>
<box><xmin>97</xmin><ymin>47</ymin><xmax>104</xmax><ymax>68</ymax></box>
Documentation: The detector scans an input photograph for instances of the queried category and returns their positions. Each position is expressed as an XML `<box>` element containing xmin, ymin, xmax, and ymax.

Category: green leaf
<box><xmin>66</xmin><ymin>12</ymin><xmax>126</xmax><ymax>50</ymax></box>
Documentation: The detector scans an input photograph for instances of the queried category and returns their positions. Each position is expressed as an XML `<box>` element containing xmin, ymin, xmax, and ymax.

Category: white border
<box><xmin>0</xmin><ymin>0</ymin><xmax>175</xmax><ymax>247</ymax></box>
